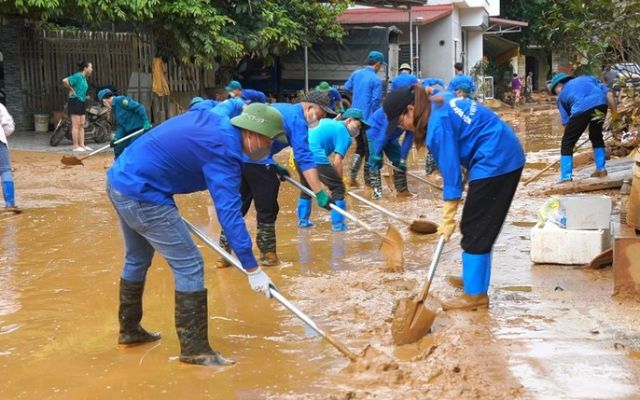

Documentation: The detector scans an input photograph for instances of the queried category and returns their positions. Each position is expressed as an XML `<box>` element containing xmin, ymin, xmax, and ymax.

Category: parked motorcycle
<box><xmin>49</xmin><ymin>100</ymin><xmax>113</xmax><ymax>146</ymax></box>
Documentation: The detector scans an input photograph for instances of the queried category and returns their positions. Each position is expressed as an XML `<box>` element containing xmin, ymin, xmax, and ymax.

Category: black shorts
<box><xmin>68</xmin><ymin>98</ymin><xmax>86</xmax><ymax>116</ymax></box>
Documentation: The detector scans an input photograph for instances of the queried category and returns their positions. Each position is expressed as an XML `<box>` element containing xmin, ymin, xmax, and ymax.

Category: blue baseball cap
<box><xmin>341</xmin><ymin>108</ymin><xmax>371</xmax><ymax>129</ymax></box>
<box><xmin>549</xmin><ymin>73</ymin><xmax>573</xmax><ymax>93</ymax></box>
<box><xmin>97</xmin><ymin>88</ymin><xmax>114</xmax><ymax>101</ymax></box>
<box><xmin>225</xmin><ymin>80</ymin><xmax>242</xmax><ymax>92</ymax></box>
<box><xmin>367</xmin><ymin>50</ymin><xmax>386</xmax><ymax>65</ymax></box>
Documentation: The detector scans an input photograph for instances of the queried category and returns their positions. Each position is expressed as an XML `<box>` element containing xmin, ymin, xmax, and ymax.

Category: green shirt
<box><xmin>66</xmin><ymin>72</ymin><xmax>88</xmax><ymax>102</ymax></box>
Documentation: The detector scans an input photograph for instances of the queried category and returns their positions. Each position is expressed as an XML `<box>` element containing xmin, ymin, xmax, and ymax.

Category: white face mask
<box><xmin>244</xmin><ymin>134</ymin><xmax>271</xmax><ymax>161</ymax></box>
<box><xmin>346</xmin><ymin>121</ymin><xmax>361</xmax><ymax>137</ymax></box>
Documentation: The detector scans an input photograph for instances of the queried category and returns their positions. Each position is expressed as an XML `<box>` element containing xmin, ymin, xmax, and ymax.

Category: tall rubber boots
<box><xmin>348</xmin><ymin>154</ymin><xmax>363</xmax><ymax>187</ymax></box>
<box><xmin>363</xmin><ymin>162</ymin><xmax>372</xmax><ymax>187</ymax></box>
<box><xmin>175</xmin><ymin>289</ymin><xmax>235</xmax><ymax>366</ymax></box>
<box><xmin>370</xmin><ymin>168</ymin><xmax>383</xmax><ymax>200</ymax></box>
<box><xmin>393</xmin><ymin>168</ymin><xmax>411</xmax><ymax>197</ymax></box>
<box><xmin>297</xmin><ymin>198</ymin><xmax>314</xmax><ymax>228</ymax></box>
<box><xmin>215</xmin><ymin>232</ymin><xmax>231</xmax><ymax>268</ymax></box>
<box><xmin>256</xmin><ymin>222</ymin><xmax>279</xmax><ymax>266</ymax></box>
<box><xmin>2</xmin><ymin>181</ymin><xmax>15</xmax><ymax>208</ymax></box>
<box><xmin>591</xmin><ymin>147</ymin><xmax>608</xmax><ymax>177</ymax></box>
<box><xmin>331</xmin><ymin>199</ymin><xmax>348</xmax><ymax>232</ymax></box>
<box><xmin>118</xmin><ymin>278</ymin><xmax>161</xmax><ymax>346</ymax></box>
<box><xmin>441</xmin><ymin>252</ymin><xmax>490</xmax><ymax>311</ymax></box>
<box><xmin>560</xmin><ymin>155</ymin><xmax>573</xmax><ymax>182</ymax></box>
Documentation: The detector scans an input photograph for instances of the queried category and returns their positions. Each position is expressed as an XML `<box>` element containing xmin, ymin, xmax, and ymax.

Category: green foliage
<box><xmin>499</xmin><ymin>0</ymin><xmax>555</xmax><ymax>50</ymax></box>
<box><xmin>471</xmin><ymin>59</ymin><xmax>514</xmax><ymax>100</ymax></box>
<box><xmin>1</xmin><ymin>0</ymin><xmax>349</xmax><ymax>68</ymax></box>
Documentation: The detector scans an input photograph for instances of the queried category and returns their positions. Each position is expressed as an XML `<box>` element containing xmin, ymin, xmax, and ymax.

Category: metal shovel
<box><xmin>183</xmin><ymin>218</ymin><xmax>360</xmax><ymax>362</ymax></box>
<box><xmin>283</xmin><ymin>176</ymin><xmax>404</xmax><ymax>271</ymax></box>
<box><xmin>60</xmin><ymin>128</ymin><xmax>145</xmax><ymax>166</ymax></box>
<box><xmin>391</xmin><ymin>235</ymin><xmax>445</xmax><ymax>345</ymax></box>
<box><xmin>347</xmin><ymin>191</ymin><xmax>438</xmax><ymax>235</ymax></box>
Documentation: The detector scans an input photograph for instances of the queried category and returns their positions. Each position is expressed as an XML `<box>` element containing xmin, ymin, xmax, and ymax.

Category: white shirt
<box><xmin>0</xmin><ymin>103</ymin><xmax>15</xmax><ymax>145</ymax></box>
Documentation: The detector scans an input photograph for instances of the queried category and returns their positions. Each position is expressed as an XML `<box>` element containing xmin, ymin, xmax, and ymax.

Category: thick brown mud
<box><xmin>2</xmin><ymin>108</ymin><xmax>640</xmax><ymax>399</ymax></box>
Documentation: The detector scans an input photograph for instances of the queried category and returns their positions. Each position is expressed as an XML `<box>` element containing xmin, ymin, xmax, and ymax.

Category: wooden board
<box><xmin>540</xmin><ymin>158</ymin><xmax>633</xmax><ymax>195</ymax></box>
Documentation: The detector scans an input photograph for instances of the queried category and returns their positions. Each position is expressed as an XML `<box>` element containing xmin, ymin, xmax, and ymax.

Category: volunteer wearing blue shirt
<box><xmin>97</xmin><ymin>89</ymin><xmax>151</xmax><ymax>158</ymax></box>
<box><xmin>422</xmin><ymin>77</ymin><xmax>446</xmax><ymax>89</ymax></box>
<box><xmin>549</xmin><ymin>73</ymin><xmax>616</xmax><ymax>181</ymax></box>
<box><xmin>345</xmin><ymin>50</ymin><xmax>385</xmax><ymax>189</ymax></box>
<box><xmin>391</xmin><ymin>63</ymin><xmax>418</xmax><ymax>91</ymax></box>
<box><xmin>366</xmin><ymin>107</ymin><xmax>414</xmax><ymax>199</ymax></box>
<box><xmin>189</xmin><ymin>97</ymin><xmax>219</xmax><ymax>111</ymax></box>
<box><xmin>384</xmin><ymin>85</ymin><xmax>525</xmax><ymax>311</ymax></box>
<box><xmin>217</xmin><ymin>91</ymin><xmax>336</xmax><ymax>268</ymax></box>
<box><xmin>298</xmin><ymin>108</ymin><xmax>370</xmax><ymax>231</ymax></box>
<box><xmin>106</xmin><ymin>104</ymin><xmax>285</xmax><ymax>367</ymax></box>
<box><xmin>448</xmin><ymin>62</ymin><xmax>476</xmax><ymax>94</ymax></box>
<box><xmin>316</xmin><ymin>81</ymin><xmax>343</xmax><ymax>112</ymax></box>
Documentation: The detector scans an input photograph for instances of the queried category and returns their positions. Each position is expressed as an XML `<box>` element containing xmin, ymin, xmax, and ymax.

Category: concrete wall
<box><xmin>465</xmin><ymin>30</ymin><xmax>483</xmax><ymax>74</ymax></box>
<box><xmin>0</xmin><ymin>17</ymin><xmax>27</xmax><ymax>130</ymax></box>
<box><xmin>419</xmin><ymin>15</ymin><xmax>456</xmax><ymax>82</ymax></box>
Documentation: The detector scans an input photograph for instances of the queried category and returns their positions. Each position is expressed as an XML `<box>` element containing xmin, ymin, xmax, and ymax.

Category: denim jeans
<box><xmin>106</xmin><ymin>183</ymin><xmax>204</xmax><ymax>292</ymax></box>
<box><xmin>0</xmin><ymin>142</ymin><xmax>13</xmax><ymax>177</ymax></box>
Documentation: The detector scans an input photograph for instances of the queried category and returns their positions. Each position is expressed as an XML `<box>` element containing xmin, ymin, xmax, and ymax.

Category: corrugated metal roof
<box><xmin>338</xmin><ymin>5</ymin><xmax>452</xmax><ymax>26</ymax></box>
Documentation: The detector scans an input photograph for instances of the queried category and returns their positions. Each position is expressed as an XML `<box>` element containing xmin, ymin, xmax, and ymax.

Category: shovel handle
<box><xmin>385</xmin><ymin>162</ymin><xmax>443</xmax><ymax>191</ymax></box>
<box><xmin>183</xmin><ymin>218</ymin><xmax>359</xmax><ymax>361</ymax></box>
<box><xmin>283</xmin><ymin>176</ymin><xmax>377</xmax><ymax>233</ymax></box>
<box><xmin>347</xmin><ymin>191</ymin><xmax>410</xmax><ymax>226</ymax></box>
<box><xmin>81</xmin><ymin>128</ymin><xmax>146</xmax><ymax>160</ymax></box>
<box><xmin>416</xmin><ymin>236</ymin><xmax>446</xmax><ymax>303</ymax></box>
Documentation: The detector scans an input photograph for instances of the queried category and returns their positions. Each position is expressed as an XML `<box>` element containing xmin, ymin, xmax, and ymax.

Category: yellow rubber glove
<box><xmin>437</xmin><ymin>200</ymin><xmax>460</xmax><ymax>241</ymax></box>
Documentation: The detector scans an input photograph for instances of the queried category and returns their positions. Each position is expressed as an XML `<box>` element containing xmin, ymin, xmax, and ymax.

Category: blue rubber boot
<box><xmin>441</xmin><ymin>252</ymin><xmax>491</xmax><ymax>310</ymax></box>
<box><xmin>591</xmin><ymin>147</ymin><xmax>608</xmax><ymax>177</ymax></box>
<box><xmin>296</xmin><ymin>198</ymin><xmax>314</xmax><ymax>228</ymax></box>
<box><xmin>2</xmin><ymin>181</ymin><xmax>15</xmax><ymax>208</ymax></box>
<box><xmin>560</xmin><ymin>155</ymin><xmax>573</xmax><ymax>182</ymax></box>
<box><xmin>331</xmin><ymin>199</ymin><xmax>348</xmax><ymax>232</ymax></box>
<box><xmin>482</xmin><ymin>252</ymin><xmax>493</xmax><ymax>293</ymax></box>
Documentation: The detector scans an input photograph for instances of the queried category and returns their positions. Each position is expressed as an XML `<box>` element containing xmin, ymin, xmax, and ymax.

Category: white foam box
<box><xmin>530</xmin><ymin>223</ymin><xmax>611</xmax><ymax>265</ymax></box>
<box><xmin>560</xmin><ymin>195</ymin><xmax>612</xmax><ymax>230</ymax></box>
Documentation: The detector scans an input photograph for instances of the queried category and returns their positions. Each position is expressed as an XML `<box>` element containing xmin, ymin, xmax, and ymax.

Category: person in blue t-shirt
<box><xmin>345</xmin><ymin>50</ymin><xmax>386</xmax><ymax>190</ymax></box>
<box><xmin>448</xmin><ymin>62</ymin><xmax>476</xmax><ymax>95</ymax></box>
<box><xmin>106</xmin><ymin>104</ymin><xmax>286</xmax><ymax>367</ymax></box>
<box><xmin>316</xmin><ymin>81</ymin><xmax>343</xmax><ymax>112</ymax></box>
<box><xmin>217</xmin><ymin>90</ymin><xmax>337</xmax><ymax>268</ymax></box>
<box><xmin>391</xmin><ymin>63</ymin><xmax>418</xmax><ymax>91</ymax></box>
<box><xmin>97</xmin><ymin>89</ymin><xmax>151</xmax><ymax>158</ymax></box>
<box><xmin>384</xmin><ymin>85</ymin><xmax>525</xmax><ymax>311</ymax></box>
<box><xmin>549</xmin><ymin>73</ymin><xmax>617</xmax><ymax>181</ymax></box>
<box><xmin>298</xmin><ymin>108</ymin><xmax>370</xmax><ymax>231</ymax></box>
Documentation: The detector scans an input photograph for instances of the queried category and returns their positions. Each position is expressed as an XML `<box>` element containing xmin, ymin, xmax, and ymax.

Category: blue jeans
<box><xmin>106</xmin><ymin>183</ymin><xmax>205</xmax><ymax>292</ymax></box>
<box><xmin>0</xmin><ymin>142</ymin><xmax>13</xmax><ymax>178</ymax></box>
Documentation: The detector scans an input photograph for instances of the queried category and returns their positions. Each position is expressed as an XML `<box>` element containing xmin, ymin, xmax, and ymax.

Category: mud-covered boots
<box><xmin>118</xmin><ymin>278</ymin><xmax>161</xmax><ymax>346</ymax></box>
<box><xmin>331</xmin><ymin>199</ymin><xmax>348</xmax><ymax>232</ymax></box>
<box><xmin>363</xmin><ymin>162</ymin><xmax>372</xmax><ymax>188</ymax></box>
<box><xmin>445</xmin><ymin>275</ymin><xmax>464</xmax><ymax>290</ymax></box>
<box><xmin>175</xmin><ymin>289</ymin><xmax>235</xmax><ymax>366</ymax></box>
<box><xmin>370</xmin><ymin>168</ymin><xmax>383</xmax><ymax>200</ymax></box>
<box><xmin>348</xmin><ymin>154</ymin><xmax>364</xmax><ymax>187</ymax></box>
<box><xmin>257</xmin><ymin>222</ymin><xmax>280</xmax><ymax>266</ymax></box>
<box><xmin>393</xmin><ymin>168</ymin><xmax>412</xmax><ymax>197</ymax></box>
<box><xmin>215</xmin><ymin>232</ymin><xmax>231</xmax><ymax>268</ymax></box>
<box><xmin>591</xmin><ymin>147</ymin><xmax>608</xmax><ymax>177</ymax></box>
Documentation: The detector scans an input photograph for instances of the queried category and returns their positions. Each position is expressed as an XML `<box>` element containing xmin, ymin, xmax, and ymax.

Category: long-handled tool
<box><xmin>183</xmin><ymin>218</ymin><xmax>360</xmax><ymax>362</ymax></box>
<box><xmin>391</xmin><ymin>235</ymin><xmax>445</xmax><ymax>345</ymax></box>
<box><xmin>60</xmin><ymin>128</ymin><xmax>145</xmax><ymax>166</ymax></box>
<box><xmin>346</xmin><ymin>191</ymin><xmax>437</xmax><ymax>235</ymax></box>
<box><xmin>385</xmin><ymin>161</ymin><xmax>443</xmax><ymax>191</ymax></box>
<box><xmin>283</xmin><ymin>176</ymin><xmax>404</xmax><ymax>271</ymax></box>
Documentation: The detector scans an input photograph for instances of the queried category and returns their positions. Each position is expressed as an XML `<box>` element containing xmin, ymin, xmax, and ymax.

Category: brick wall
<box><xmin>0</xmin><ymin>17</ymin><xmax>27</xmax><ymax>130</ymax></box>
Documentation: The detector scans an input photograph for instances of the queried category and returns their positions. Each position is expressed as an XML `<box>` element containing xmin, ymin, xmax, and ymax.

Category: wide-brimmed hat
<box><xmin>549</xmin><ymin>73</ymin><xmax>574</xmax><ymax>93</ymax></box>
<box><xmin>316</xmin><ymin>81</ymin><xmax>331</xmax><ymax>92</ymax></box>
<box><xmin>230</xmin><ymin>103</ymin><xmax>287</xmax><ymax>143</ymax></box>
<box><xmin>341</xmin><ymin>108</ymin><xmax>371</xmax><ymax>129</ymax></box>
<box><xmin>399</xmin><ymin>63</ymin><xmax>412</xmax><ymax>72</ymax></box>
<box><xmin>382</xmin><ymin>86</ymin><xmax>415</xmax><ymax>135</ymax></box>
<box><xmin>304</xmin><ymin>90</ymin><xmax>338</xmax><ymax>116</ymax></box>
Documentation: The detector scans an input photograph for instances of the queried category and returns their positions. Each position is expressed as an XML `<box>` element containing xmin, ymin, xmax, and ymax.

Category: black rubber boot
<box><xmin>215</xmin><ymin>232</ymin><xmax>232</xmax><ymax>268</ymax></box>
<box><xmin>363</xmin><ymin>162</ymin><xmax>372</xmax><ymax>188</ymax></box>
<box><xmin>370</xmin><ymin>168</ymin><xmax>383</xmax><ymax>199</ymax></box>
<box><xmin>118</xmin><ymin>278</ymin><xmax>161</xmax><ymax>346</ymax></box>
<box><xmin>393</xmin><ymin>168</ymin><xmax>409</xmax><ymax>194</ymax></box>
<box><xmin>348</xmin><ymin>154</ymin><xmax>363</xmax><ymax>187</ymax></box>
<box><xmin>257</xmin><ymin>222</ymin><xmax>279</xmax><ymax>266</ymax></box>
<box><xmin>175</xmin><ymin>289</ymin><xmax>235</xmax><ymax>366</ymax></box>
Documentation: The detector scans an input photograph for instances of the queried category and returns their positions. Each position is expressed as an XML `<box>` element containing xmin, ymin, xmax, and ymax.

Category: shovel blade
<box><xmin>391</xmin><ymin>298</ymin><xmax>437</xmax><ymax>345</ymax></box>
<box><xmin>409</xmin><ymin>220</ymin><xmax>438</xmax><ymax>235</ymax></box>
<box><xmin>60</xmin><ymin>155</ymin><xmax>84</xmax><ymax>166</ymax></box>
<box><xmin>379</xmin><ymin>225</ymin><xmax>404</xmax><ymax>271</ymax></box>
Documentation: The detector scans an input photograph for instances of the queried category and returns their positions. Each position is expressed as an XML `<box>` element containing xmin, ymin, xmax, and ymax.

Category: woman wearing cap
<box><xmin>316</xmin><ymin>81</ymin><xmax>343</xmax><ymax>112</ymax></box>
<box><xmin>298</xmin><ymin>107</ymin><xmax>370</xmax><ymax>231</ymax></box>
<box><xmin>383</xmin><ymin>85</ymin><xmax>525</xmax><ymax>310</ymax></box>
<box><xmin>106</xmin><ymin>103</ymin><xmax>286</xmax><ymax>366</ymax></box>
<box><xmin>549</xmin><ymin>73</ymin><xmax>617</xmax><ymax>181</ymax></box>
<box><xmin>62</xmin><ymin>61</ymin><xmax>93</xmax><ymax>152</ymax></box>
<box><xmin>98</xmin><ymin>89</ymin><xmax>151</xmax><ymax>158</ymax></box>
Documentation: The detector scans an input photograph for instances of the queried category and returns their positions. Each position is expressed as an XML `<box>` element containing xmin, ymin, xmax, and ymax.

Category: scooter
<box><xmin>49</xmin><ymin>100</ymin><xmax>113</xmax><ymax>146</ymax></box>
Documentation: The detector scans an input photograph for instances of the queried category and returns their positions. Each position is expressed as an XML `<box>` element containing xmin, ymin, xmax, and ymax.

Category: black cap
<box><xmin>304</xmin><ymin>90</ymin><xmax>338</xmax><ymax>116</ymax></box>
<box><xmin>383</xmin><ymin>86</ymin><xmax>415</xmax><ymax>135</ymax></box>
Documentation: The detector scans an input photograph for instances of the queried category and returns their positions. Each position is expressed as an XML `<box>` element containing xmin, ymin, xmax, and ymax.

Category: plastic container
<box><xmin>34</xmin><ymin>114</ymin><xmax>49</xmax><ymax>132</ymax></box>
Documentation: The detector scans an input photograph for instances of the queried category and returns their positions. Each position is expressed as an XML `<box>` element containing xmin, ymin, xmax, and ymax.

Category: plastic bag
<box><xmin>537</xmin><ymin>198</ymin><xmax>567</xmax><ymax>228</ymax></box>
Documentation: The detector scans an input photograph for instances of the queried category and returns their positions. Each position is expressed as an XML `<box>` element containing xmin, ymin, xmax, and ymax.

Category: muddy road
<box><xmin>1</xmin><ymin>109</ymin><xmax>640</xmax><ymax>399</ymax></box>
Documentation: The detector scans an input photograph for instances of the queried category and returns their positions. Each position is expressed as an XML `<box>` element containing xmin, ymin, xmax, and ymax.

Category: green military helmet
<box><xmin>230</xmin><ymin>103</ymin><xmax>288</xmax><ymax>144</ymax></box>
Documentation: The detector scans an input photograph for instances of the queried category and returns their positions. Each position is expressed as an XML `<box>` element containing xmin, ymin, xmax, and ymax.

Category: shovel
<box><xmin>183</xmin><ymin>218</ymin><xmax>360</xmax><ymax>362</ymax></box>
<box><xmin>283</xmin><ymin>176</ymin><xmax>404</xmax><ymax>271</ymax></box>
<box><xmin>385</xmin><ymin>161</ymin><xmax>443</xmax><ymax>191</ymax></box>
<box><xmin>60</xmin><ymin>128</ymin><xmax>145</xmax><ymax>166</ymax></box>
<box><xmin>391</xmin><ymin>235</ymin><xmax>445</xmax><ymax>345</ymax></box>
<box><xmin>347</xmin><ymin>191</ymin><xmax>437</xmax><ymax>235</ymax></box>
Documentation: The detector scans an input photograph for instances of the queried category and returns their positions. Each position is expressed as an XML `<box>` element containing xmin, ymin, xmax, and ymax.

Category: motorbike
<box><xmin>49</xmin><ymin>100</ymin><xmax>113</xmax><ymax>146</ymax></box>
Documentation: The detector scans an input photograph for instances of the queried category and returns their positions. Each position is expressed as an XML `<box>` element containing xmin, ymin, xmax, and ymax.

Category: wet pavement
<box><xmin>1</xmin><ymin>108</ymin><xmax>640</xmax><ymax>399</ymax></box>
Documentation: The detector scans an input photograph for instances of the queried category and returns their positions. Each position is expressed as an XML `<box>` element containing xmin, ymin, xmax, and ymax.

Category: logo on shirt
<box><xmin>449</xmin><ymin>98</ymin><xmax>477</xmax><ymax>125</ymax></box>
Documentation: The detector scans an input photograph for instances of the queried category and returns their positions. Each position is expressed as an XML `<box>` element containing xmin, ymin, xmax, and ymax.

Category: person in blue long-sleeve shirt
<box><xmin>549</xmin><ymin>73</ymin><xmax>616</xmax><ymax>181</ymax></box>
<box><xmin>344</xmin><ymin>50</ymin><xmax>386</xmax><ymax>189</ymax></box>
<box><xmin>316</xmin><ymin>81</ymin><xmax>343</xmax><ymax>112</ymax></box>
<box><xmin>98</xmin><ymin>89</ymin><xmax>151</xmax><ymax>158</ymax></box>
<box><xmin>216</xmin><ymin>90</ymin><xmax>337</xmax><ymax>268</ymax></box>
<box><xmin>106</xmin><ymin>104</ymin><xmax>286</xmax><ymax>367</ymax></box>
<box><xmin>384</xmin><ymin>85</ymin><xmax>525</xmax><ymax>311</ymax></box>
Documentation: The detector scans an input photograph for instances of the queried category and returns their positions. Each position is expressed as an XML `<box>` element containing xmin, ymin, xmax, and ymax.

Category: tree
<box><xmin>2</xmin><ymin>0</ymin><xmax>349</xmax><ymax>68</ymax></box>
<box><xmin>499</xmin><ymin>0</ymin><xmax>554</xmax><ymax>50</ymax></box>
